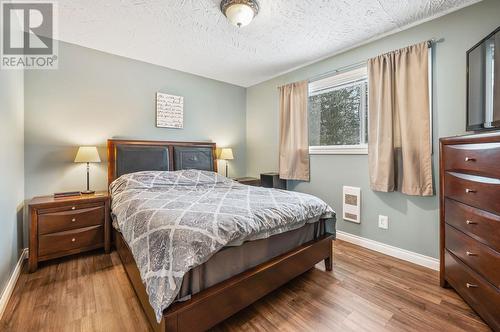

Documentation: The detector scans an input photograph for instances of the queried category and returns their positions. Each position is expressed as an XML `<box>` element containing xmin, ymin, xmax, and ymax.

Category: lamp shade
<box><xmin>74</xmin><ymin>146</ymin><xmax>101</xmax><ymax>163</ymax></box>
<box><xmin>219</xmin><ymin>148</ymin><xmax>234</xmax><ymax>160</ymax></box>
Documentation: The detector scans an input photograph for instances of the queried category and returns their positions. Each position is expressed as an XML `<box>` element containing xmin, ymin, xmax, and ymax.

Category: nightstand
<box><xmin>28</xmin><ymin>192</ymin><xmax>110</xmax><ymax>272</ymax></box>
<box><xmin>260</xmin><ymin>172</ymin><xmax>287</xmax><ymax>190</ymax></box>
<box><xmin>233</xmin><ymin>177</ymin><xmax>261</xmax><ymax>186</ymax></box>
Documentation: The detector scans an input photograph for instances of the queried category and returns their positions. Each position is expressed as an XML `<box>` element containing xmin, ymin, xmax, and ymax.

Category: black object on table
<box><xmin>260</xmin><ymin>172</ymin><xmax>287</xmax><ymax>190</ymax></box>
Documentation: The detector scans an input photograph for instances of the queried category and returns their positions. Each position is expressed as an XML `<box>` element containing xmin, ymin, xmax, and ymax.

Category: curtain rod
<box><xmin>306</xmin><ymin>38</ymin><xmax>442</xmax><ymax>84</ymax></box>
<box><xmin>308</xmin><ymin>61</ymin><xmax>365</xmax><ymax>83</ymax></box>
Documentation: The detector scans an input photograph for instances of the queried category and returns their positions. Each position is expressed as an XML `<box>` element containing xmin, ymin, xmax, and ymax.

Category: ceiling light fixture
<box><xmin>220</xmin><ymin>0</ymin><xmax>259</xmax><ymax>27</ymax></box>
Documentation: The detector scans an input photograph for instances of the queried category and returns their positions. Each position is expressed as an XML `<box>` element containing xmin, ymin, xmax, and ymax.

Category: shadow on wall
<box><xmin>22</xmin><ymin>201</ymin><xmax>29</xmax><ymax>250</ymax></box>
<box><xmin>37</xmin><ymin>145</ymin><xmax>108</xmax><ymax>170</ymax></box>
<box><xmin>373</xmin><ymin>190</ymin><xmax>437</xmax><ymax>214</ymax></box>
<box><xmin>16</xmin><ymin>203</ymin><xmax>24</xmax><ymax>253</ymax></box>
<box><xmin>373</xmin><ymin>191</ymin><xmax>409</xmax><ymax>215</ymax></box>
<box><xmin>37</xmin><ymin>147</ymin><xmax>78</xmax><ymax>170</ymax></box>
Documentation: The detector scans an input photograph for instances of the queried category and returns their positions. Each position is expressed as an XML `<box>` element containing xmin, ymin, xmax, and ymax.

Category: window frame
<box><xmin>308</xmin><ymin>66</ymin><xmax>369</xmax><ymax>155</ymax></box>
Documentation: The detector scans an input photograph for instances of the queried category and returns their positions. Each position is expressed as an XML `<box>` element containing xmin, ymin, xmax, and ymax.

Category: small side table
<box><xmin>233</xmin><ymin>177</ymin><xmax>261</xmax><ymax>187</ymax></box>
<box><xmin>28</xmin><ymin>192</ymin><xmax>110</xmax><ymax>272</ymax></box>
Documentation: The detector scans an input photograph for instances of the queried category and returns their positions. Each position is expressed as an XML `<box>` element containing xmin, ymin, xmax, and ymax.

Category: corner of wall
<box><xmin>0</xmin><ymin>65</ymin><xmax>26</xmax><ymax>315</ymax></box>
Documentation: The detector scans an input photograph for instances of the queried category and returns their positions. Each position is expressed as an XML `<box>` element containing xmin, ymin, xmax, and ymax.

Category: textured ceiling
<box><xmin>56</xmin><ymin>0</ymin><xmax>480</xmax><ymax>87</ymax></box>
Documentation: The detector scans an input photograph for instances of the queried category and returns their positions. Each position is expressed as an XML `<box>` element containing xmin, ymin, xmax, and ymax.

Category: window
<box><xmin>308</xmin><ymin>66</ymin><xmax>368</xmax><ymax>154</ymax></box>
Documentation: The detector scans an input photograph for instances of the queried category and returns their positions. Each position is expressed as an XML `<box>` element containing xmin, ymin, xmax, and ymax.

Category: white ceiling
<box><xmin>56</xmin><ymin>0</ymin><xmax>480</xmax><ymax>87</ymax></box>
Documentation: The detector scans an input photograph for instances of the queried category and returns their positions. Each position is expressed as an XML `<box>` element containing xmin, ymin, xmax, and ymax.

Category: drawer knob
<box><xmin>72</xmin><ymin>218</ymin><xmax>76</xmax><ymax>222</ymax></box>
<box><xmin>71</xmin><ymin>206</ymin><xmax>76</xmax><ymax>210</ymax></box>
<box><xmin>464</xmin><ymin>157</ymin><xmax>476</xmax><ymax>162</ymax></box>
<box><xmin>466</xmin><ymin>283</ymin><xmax>478</xmax><ymax>288</ymax></box>
<box><xmin>71</xmin><ymin>238</ymin><xmax>76</xmax><ymax>242</ymax></box>
<box><xmin>465</xmin><ymin>189</ymin><xmax>476</xmax><ymax>194</ymax></box>
<box><xmin>466</xmin><ymin>251</ymin><xmax>477</xmax><ymax>256</ymax></box>
<box><xmin>466</xmin><ymin>220</ymin><xmax>477</xmax><ymax>225</ymax></box>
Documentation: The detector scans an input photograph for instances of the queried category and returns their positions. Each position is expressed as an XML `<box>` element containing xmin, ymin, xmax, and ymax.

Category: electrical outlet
<box><xmin>378</xmin><ymin>215</ymin><xmax>389</xmax><ymax>229</ymax></box>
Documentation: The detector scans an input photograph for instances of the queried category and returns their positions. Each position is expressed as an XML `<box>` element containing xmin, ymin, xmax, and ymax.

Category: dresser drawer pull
<box><xmin>71</xmin><ymin>238</ymin><xmax>76</xmax><ymax>242</ymax></box>
<box><xmin>465</xmin><ymin>251</ymin><xmax>477</xmax><ymax>256</ymax></box>
<box><xmin>466</xmin><ymin>283</ymin><xmax>478</xmax><ymax>288</ymax></box>
<box><xmin>71</xmin><ymin>206</ymin><xmax>76</xmax><ymax>210</ymax></box>
<box><xmin>465</xmin><ymin>220</ymin><xmax>477</xmax><ymax>225</ymax></box>
<box><xmin>71</xmin><ymin>218</ymin><xmax>76</xmax><ymax>222</ymax></box>
<box><xmin>465</xmin><ymin>188</ymin><xmax>476</xmax><ymax>194</ymax></box>
<box><xmin>464</xmin><ymin>157</ymin><xmax>476</xmax><ymax>162</ymax></box>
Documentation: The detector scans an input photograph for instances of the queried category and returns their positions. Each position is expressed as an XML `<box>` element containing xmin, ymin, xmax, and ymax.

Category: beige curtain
<box><xmin>368</xmin><ymin>42</ymin><xmax>433</xmax><ymax>196</ymax></box>
<box><xmin>279</xmin><ymin>81</ymin><xmax>310</xmax><ymax>181</ymax></box>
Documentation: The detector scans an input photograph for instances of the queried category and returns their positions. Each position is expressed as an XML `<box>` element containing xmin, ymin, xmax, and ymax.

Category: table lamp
<box><xmin>219</xmin><ymin>148</ymin><xmax>234</xmax><ymax>177</ymax></box>
<box><xmin>74</xmin><ymin>146</ymin><xmax>101</xmax><ymax>194</ymax></box>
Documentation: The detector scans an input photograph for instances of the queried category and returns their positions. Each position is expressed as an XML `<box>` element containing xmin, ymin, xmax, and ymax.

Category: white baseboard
<box><xmin>336</xmin><ymin>231</ymin><xmax>439</xmax><ymax>271</ymax></box>
<box><xmin>0</xmin><ymin>248</ymin><xmax>28</xmax><ymax>320</ymax></box>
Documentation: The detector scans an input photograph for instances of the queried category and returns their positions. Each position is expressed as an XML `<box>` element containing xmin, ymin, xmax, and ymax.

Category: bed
<box><xmin>107</xmin><ymin>139</ymin><xmax>336</xmax><ymax>332</ymax></box>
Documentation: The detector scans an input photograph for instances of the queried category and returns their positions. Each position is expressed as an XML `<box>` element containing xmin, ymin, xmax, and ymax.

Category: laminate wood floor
<box><xmin>1</xmin><ymin>240</ymin><xmax>491</xmax><ymax>332</ymax></box>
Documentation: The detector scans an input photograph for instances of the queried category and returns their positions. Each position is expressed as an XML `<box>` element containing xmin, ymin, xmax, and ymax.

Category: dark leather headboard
<box><xmin>107</xmin><ymin>139</ymin><xmax>217</xmax><ymax>186</ymax></box>
<box><xmin>116</xmin><ymin>145</ymin><xmax>170</xmax><ymax>178</ymax></box>
<box><xmin>173</xmin><ymin>146</ymin><xmax>214</xmax><ymax>171</ymax></box>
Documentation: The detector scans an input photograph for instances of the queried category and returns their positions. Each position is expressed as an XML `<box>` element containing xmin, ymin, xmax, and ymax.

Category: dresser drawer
<box><xmin>38</xmin><ymin>225</ymin><xmax>104</xmax><ymax>257</ymax></box>
<box><xmin>38</xmin><ymin>201</ymin><xmax>104</xmax><ymax>214</ymax></box>
<box><xmin>444</xmin><ymin>251</ymin><xmax>500</xmax><ymax>331</ymax></box>
<box><xmin>445</xmin><ymin>198</ymin><xmax>500</xmax><ymax>252</ymax></box>
<box><xmin>443</xmin><ymin>143</ymin><xmax>500</xmax><ymax>178</ymax></box>
<box><xmin>444</xmin><ymin>172</ymin><xmax>500</xmax><ymax>215</ymax></box>
<box><xmin>38</xmin><ymin>205</ymin><xmax>104</xmax><ymax>235</ymax></box>
<box><xmin>445</xmin><ymin>224</ymin><xmax>500</xmax><ymax>287</ymax></box>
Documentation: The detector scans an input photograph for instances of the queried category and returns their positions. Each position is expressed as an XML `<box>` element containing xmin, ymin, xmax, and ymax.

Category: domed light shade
<box><xmin>221</xmin><ymin>0</ymin><xmax>259</xmax><ymax>27</ymax></box>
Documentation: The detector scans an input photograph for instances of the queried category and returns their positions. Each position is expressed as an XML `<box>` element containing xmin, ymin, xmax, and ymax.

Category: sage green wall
<box><xmin>19</xmin><ymin>1</ymin><xmax>500</xmax><ymax>260</ymax></box>
<box><xmin>246</xmin><ymin>0</ymin><xmax>500</xmax><ymax>258</ymax></box>
<box><xmin>0</xmin><ymin>69</ymin><xmax>24</xmax><ymax>297</ymax></box>
<box><xmin>24</xmin><ymin>41</ymin><xmax>247</xmax><ymax>202</ymax></box>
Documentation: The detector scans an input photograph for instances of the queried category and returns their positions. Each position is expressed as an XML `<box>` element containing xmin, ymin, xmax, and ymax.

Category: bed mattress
<box><xmin>176</xmin><ymin>218</ymin><xmax>331</xmax><ymax>301</ymax></box>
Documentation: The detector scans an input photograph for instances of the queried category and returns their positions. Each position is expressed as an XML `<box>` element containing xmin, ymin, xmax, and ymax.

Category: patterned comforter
<box><xmin>110</xmin><ymin>170</ymin><xmax>335</xmax><ymax>322</ymax></box>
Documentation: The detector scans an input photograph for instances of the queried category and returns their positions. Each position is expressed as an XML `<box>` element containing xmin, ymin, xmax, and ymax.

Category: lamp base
<box><xmin>81</xmin><ymin>190</ymin><xmax>95</xmax><ymax>195</ymax></box>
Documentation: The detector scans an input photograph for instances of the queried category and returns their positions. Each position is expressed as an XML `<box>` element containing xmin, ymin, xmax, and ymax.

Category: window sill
<box><xmin>309</xmin><ymin>145</ymin><xmax>368</xmax><ymax>155</ymax></box>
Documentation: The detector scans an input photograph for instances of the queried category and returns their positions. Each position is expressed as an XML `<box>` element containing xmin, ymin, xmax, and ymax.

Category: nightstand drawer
<box><xmin>38</xmin><ymin>205</ymin><xmax>104</xmax><ymax>235</ymax></box>
<box><xmin>39</xmin><ymin>225</ymin><xmax>104</xmax><ymax>257</ymax></box>
<box><xmin>38</xmin><ymin>201</ymin><xmax>103</xmax><ymax>214</ymax></box>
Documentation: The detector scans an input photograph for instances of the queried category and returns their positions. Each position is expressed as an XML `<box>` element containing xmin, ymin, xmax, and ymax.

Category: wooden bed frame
<box><xmin>107</xmin><ymin>139</ymin><xmax>334</xmax><ymax>332</ymax></box>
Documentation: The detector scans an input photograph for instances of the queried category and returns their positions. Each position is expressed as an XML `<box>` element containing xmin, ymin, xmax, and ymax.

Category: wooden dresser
<box><xmin>29</xmin><ymin>192</ymin><xmax>110</xmax><ymax>272</ymax></box>
<box><xmin>440</xmin><ymin>132</ymin><xmax>500</xmax><ymax>331</ymax></box>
